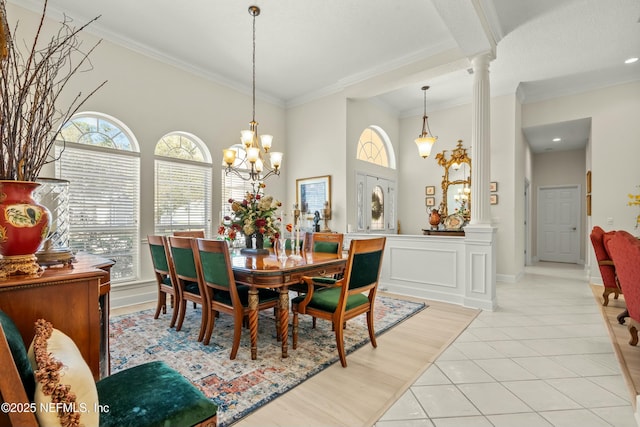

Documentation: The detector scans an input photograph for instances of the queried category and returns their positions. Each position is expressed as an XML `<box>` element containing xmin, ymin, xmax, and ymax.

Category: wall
<box><xmin>523</xmin><ymin>81</ymin><xmax>640</xmax><ymax>281</ymax></box>
<box><xmin>7</xmin><ymin>4</ymin><xmax>287</xmax><ymax>306</ymax></box>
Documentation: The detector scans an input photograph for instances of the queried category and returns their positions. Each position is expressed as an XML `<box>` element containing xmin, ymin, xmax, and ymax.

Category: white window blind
<box><xmin>154</xmin><ymin>159</ymin><xmax>212</xmax><ymax>235</ymax></box>
<box><xmin>221</xmin><ymin>170</ymin><xmax>254</xmax><ymax>223</ymax></box>
<box><xmin>55</xmin><ymin>143</ymin><xmax>140</xmax><ymax>282</ymax></box>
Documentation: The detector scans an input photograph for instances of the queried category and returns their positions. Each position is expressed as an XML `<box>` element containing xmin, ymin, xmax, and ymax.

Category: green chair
<box><xmin>292</xmin><ymin>237</ymin><xmax>386</xmax><ymax>367</ymax></box>
<box><xmin>147</xmin><ymin>235</ymin><xmax>180</xmax><ymax>327</ymax></box>
<box><xmin>167</xmin><ymin>236</ymin><xmax>208</xmax><ymax>342</ymax></box>
<box><xmin>0</xmin><ymin>310</ymin><xmax>218</xmax><ymax>427</ymax></box>
<box><xmin>306</xmin><ymin>232</ymin><xmax>344</xmax><ymax>254</ymax></box>
<box><xmin>193</xmin><ymin>239</ymin><xmax>280</xmax><ymax>359</ymax></box>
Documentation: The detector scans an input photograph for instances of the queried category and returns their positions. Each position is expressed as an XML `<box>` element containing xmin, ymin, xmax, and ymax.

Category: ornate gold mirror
<box><xmin>436</xmin><ymin>140</ymin><xmax>471</xmax><ymax>221</ymax></box>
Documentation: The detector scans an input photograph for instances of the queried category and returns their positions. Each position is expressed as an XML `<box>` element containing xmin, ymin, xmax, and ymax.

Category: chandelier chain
<box><xmin>252</xmin><ymin>9</ymin><xmax>256</xmax><ymax>123</ymax></box>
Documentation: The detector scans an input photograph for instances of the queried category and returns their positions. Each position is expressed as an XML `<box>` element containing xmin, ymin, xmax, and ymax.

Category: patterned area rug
<box><xmin>109</xmin><ymin>295</ymin><xmax>426</xmax><ymax>427</ymax></box>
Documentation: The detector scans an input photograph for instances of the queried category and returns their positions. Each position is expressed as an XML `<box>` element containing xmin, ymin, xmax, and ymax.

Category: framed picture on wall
<box><xmin>425</xmin><ymin>197</ymin><xmax>435</xmax><ymax>207</ymax></box>
<box><xmin>587</xmin><ymin>194</ymin><xmax>592</xmax><ymax>216</ymax></box>
<box><xmin>490</xmin><ymin>181</ymin><xmax>498</xmax><ymax>192</ymax></box>
<box><xmin>425</xmin><ymin>186</ymin><xmax>436</xmax><ymax>196</ymax></box>
<box><xmin>296</xmin><ymin>175</ymin><xmax>331</xmax><ymax>215</ymax></box>
<box><xmin>586</xmin><ymin>170</ymin><xmax>592</xmax><ymax>194</ymax></box>
<box><xmin>490</xmin><ymin>194</ymin><xmax>499</xmax><ymax>205</ymax></box>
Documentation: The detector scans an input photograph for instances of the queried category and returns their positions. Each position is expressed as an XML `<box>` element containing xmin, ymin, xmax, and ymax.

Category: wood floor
<box><xmin>591</xmin><ymin>284</ymin><xmax>640</xmax><ymax>410</ymax></box>
<box><xmin>234</xmin><ymin>293</ymin><xmax>480</xmax><ymax>427</ymax></box>
<box><xmin>111</xmin><ymin>294</ymin><xmax>479</xmax><ymax>427</ymax></box>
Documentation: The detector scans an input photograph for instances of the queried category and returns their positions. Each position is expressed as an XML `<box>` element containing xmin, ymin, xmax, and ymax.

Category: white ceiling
<box><xmin>9</xmin><ymin>0</ymin><xmax>640</xmax><ymax>153</ymax></box>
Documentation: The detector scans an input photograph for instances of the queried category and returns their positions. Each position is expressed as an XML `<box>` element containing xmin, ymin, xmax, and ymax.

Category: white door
<box><xmin>356</xmin><ymin>174</ymin><xmax>396</xmax><ymax>233</ymax></box>
<box><xmin>537</xmin><ymin>186</ymin><xmax>580</xmax><ymax>263</ymax></box>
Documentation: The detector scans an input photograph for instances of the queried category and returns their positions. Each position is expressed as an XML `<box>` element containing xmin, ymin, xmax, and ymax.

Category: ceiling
<box><xmin>9</xmin><ymin>0</ymin><xmax>640</xmax><ymax>153</ymax></box>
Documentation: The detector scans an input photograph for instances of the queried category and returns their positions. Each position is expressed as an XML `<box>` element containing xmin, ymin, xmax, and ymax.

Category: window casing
<box><xmin>55</xmin><ymin>114</ymin><xmax>140</xmax><ymax>283</ymax></box>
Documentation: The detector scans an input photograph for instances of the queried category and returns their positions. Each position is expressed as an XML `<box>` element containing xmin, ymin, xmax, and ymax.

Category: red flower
<box><xmin>286</xmin><ymin>223</ymin><xmax>293</xmax><ymax>232</ymax></box>
<box><xmin>217</xmin><ymin>225</ymin><xmax>226</xmax><ymax>235</ymax></box>
<box><xmin>255</xmin><ymin>218</ymin><xmax>267</xmax><ymax>227</ymax></box>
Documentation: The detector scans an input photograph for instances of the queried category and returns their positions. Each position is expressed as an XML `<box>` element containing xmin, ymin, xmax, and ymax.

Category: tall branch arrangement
<box><xmin>0</xmin><ymin>0</ymin><xmax>106</xmax><ymax>181</ymax></box>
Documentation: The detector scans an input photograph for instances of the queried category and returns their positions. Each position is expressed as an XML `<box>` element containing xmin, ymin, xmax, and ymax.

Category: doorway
<box><xmin>537</xmin><ymin>185</ymin><xmax>581</xmax><ymax>263</ymax></box>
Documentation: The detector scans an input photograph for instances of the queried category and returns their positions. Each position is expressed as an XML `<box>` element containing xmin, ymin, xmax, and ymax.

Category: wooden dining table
<box><xmin>230</xmin><ymin>249</ymin><xmax>346</xmax><ymax>360</ymax></box>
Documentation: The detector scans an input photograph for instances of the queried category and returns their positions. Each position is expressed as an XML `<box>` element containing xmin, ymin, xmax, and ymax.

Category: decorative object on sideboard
<box><xmin>428</xmin><ymin>209</ymin><xmax>441</xmax><ymax>230</ymax></box>
<box><xmin>222</xmin><ymin>5</ymin><xmax>282</xmax><ymax>183</ymax></box>
<box><xmin>0</xmin><ymin>1</ymin><xmax>104</xmax><ymax>276</ymax></box>
<box><xmin>415</xmin><ymin>86</ymin><xmax>438</xmax><ymax>158</ymax></box>
<box><xmin>322</xmin><ymin>201</ymin><xmax>331</xmax><ymax>232</ymax></box>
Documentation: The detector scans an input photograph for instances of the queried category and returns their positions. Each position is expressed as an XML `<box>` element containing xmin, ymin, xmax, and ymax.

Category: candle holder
<box><xmin>290</xmin><ymin>204</ymin><xmax>303</xmax><ymax>260</ymax></box>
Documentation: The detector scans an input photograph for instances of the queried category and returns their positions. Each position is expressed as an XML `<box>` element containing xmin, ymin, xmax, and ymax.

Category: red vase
<box><xmin>0</xmin><ymin>181</ymin><xmax>51</xmax><ymax>266</ymax></box>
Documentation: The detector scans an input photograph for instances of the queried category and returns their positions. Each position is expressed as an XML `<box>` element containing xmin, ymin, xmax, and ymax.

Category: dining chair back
<box><xmin>590</xmin><ymin>226</ymin><xmax>621</xmax><ymax>305</ymax></box>
<box><xmin>292</xmin><ymin>236</ymin><xmax>386</xmax><ymax>367</ymax></box>
<box><xmin>147</xmin><ymin>235</ymin><xmax>180</xmax><ymax>327</ymax></box>
<box><xmin>607</xmin><ymin>231</ymin><xmax>640</xmax><ymax>345</ymax></box>
<box><xmin>307</xmin><ymin>232</ymin><xmax>344</xmax><ymax>254</ymax></box>
<box><xmin>173</xmin><ymin>230</ymin><xmax>206</xmax><ymax>238</ymax></box>
<box><xmin>193</xmin><ymin>239</ymin><xmax>280</xmax><ymax>359</ymax></box>
<box><xmin>167</xmin><ymin>236</ymin><xmax>208</xmax><ymax>342</ymax></box>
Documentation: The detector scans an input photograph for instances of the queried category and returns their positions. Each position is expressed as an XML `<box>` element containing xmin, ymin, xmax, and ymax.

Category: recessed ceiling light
<box><xmin>552</xmin><ymin>137</ymin><xmax>561</xmax><ymax>142</ymax></box>
<box><xmin>625</xmin><ymin>57</ymin><xmax>639</xmax><ymax>64</ymax></box>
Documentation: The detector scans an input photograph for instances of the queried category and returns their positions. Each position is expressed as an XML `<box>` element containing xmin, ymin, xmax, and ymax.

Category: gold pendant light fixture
<box><xmin>415</xmin><ymin>85</ymin><xmax>438</xmax><ymax>158</ymax></box>
<box><xmin>223</xmin><ymin>5</ymin><xmax>282</xmax><ymax>182</ymax></box>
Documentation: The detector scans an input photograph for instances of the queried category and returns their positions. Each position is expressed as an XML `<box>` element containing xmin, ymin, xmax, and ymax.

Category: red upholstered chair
<box><xmin>590</xmin><ymin>226</ymin><xmax>621</xmax><ymax>305</ymax></box>
<box><xmin>607</xmin><ymin>231</ymin><xmax>640</xmax><ymax>346</ymax></box>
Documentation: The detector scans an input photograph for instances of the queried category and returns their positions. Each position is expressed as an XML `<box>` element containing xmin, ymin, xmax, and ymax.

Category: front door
<box><xmin>537</xmin><ymin>186</ymin><xmax>580</xmax><ymax>263</ymax></box>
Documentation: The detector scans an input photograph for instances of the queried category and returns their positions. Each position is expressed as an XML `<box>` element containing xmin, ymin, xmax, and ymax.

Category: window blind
<box><xmin>221</xmin><ymin>170</ymin><xmax>254</xmax><ymax>222</ymax></box>
<box><xmin>155</xmin><ymin>159</ymin><xmax>212</xmax><ymax>236</ymax></box>
<box><xmin>55</xmin><ymin>143</ymin><xmax>140</xmax><ymax>282</ymax></box>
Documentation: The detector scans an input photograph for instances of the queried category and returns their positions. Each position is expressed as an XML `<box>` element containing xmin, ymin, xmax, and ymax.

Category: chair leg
<box><xmin>230</xmin><ymin>319</ymin><xmax>243</xmax><ymax>360</ymax></box>
<box><xmin>169</xmin><ymin>294</ymin><xmax>179</xmax><ymax>328</ymax></box>
<box><xmin>367</xmin><ymin>309</ymin><xmax>377</xmax><ymax>348</ymax></box>
<box><xmin>175</xmin><ymin>300</ymin><xmax>187</xmax><ymax>331</ymax></box>
<box><xmin>603</xmin><ymin>288</ymin><xmax>613</xmax><ymax>306</ymax></box>
<box><xmin>335</xmin><ymin>319</ymin><xmax>347</xmax><ymax>367</ymax></box>
<box><xmin>154</xmin><ymin>290</ymin><xmax>165</xmax><ymax>319</ymax></box>
<box><xmin>203</xmin><ymin>309</ymin><xmax>216</xmax><ymax>346</ymax></box>
<box><xmin>197</xmin><ymin>304</ymin><xmax>207</xmax><ymax>342</ymax></box>
<box><xmin>628</xmin><ymin>319</ymin><xmax>639</xmax><ymax>346</ymax></box>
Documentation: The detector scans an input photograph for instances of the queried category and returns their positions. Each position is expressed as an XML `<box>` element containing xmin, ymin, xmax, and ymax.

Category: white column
<box><xmin>469</xmin><ymin>53</ymin><xmax>491</xmax><ymax>225</ymax></box>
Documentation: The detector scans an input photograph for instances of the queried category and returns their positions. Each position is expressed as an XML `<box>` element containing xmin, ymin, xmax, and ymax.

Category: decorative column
<box><xmin>470</xmin><ymin>53</ymin><xmax>491</xmax><ymax>225</ymax></box>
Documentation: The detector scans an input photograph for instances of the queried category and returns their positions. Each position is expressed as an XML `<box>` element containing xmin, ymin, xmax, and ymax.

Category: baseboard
<box><xmin>110</xmin><ymin>280</ymin><xmax>156</xmax><ymax>309</ymax></box>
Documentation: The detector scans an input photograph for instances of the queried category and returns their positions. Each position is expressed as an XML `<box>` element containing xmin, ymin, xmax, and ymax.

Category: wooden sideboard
<box><xmin>0</xmin><ymin>254</ymin><xmax>114</xmax><ymax>380</ymax></box>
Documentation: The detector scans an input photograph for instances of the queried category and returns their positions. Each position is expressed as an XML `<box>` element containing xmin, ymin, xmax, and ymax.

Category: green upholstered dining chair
<box><xmin>292</xmin><ymin>236</ymin><xmax>386</xmax><ymax>367</ymax></box>
<box><xmin>147</xmin><ymin>235</ymin><xmax>180</xmax><ymax>327</ymax></box>
<box><xmin>167</xmin><ymin>236</ymin><xmax>208</xmax><ymax>342</ymax></box>
<box><xmin>0</xmin><ymin>310</ymin><xmax>218</xmax><ymax>427</ymax></box>
<box><xmin>306</xmin><ymin>232</ymin><xmax>344</xmax><ymax>254</ymax></box>
<box><xmin>193</xmin><ymin>239</ymin><xmax>280</xmax><ymax>359</ymax></box>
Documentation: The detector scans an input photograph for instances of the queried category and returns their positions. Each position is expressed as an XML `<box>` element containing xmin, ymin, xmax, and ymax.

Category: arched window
<box><xmin>154</xmin><ymin>132</ymin><xmax>212</xmax><ymax>236</ymax></box>
<box><xmin>55</xmin><ymin>113</ymin><xmax>140</xmax><ymax>283</ymax></box>
<box><xmin>356</xmin><ymin>126</ymin><xmax>396</xmax><ymax>169</ymax></box>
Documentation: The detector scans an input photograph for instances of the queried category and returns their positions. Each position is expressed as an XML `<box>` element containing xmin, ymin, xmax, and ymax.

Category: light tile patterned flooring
<box><xmin>375</xmin><ymin>262</ymin><xmax>638</xmax><ymax>427</ymax></box>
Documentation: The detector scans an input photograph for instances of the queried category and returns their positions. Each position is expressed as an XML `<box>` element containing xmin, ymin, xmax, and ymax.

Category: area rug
<box><xmin>109</xmin><ymin>295</ymin><xmax>426</xmax><ymax>427</ymax></box>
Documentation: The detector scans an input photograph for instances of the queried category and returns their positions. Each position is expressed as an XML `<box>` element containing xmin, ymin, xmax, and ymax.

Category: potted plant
<box><xmin>0</xmin><ymin>0</ymin><xmax>105</xmax><ymax>276</ymax></box>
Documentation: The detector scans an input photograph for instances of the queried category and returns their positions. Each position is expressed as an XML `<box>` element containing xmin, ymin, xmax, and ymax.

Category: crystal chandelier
<box><xmin>223</xmin><ymin>5</ymin><xmax>282</xmax><ymax>182</ymax></box>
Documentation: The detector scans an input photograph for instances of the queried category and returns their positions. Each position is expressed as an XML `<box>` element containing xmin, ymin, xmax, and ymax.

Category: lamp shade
<box><xmin>247</xmin><ymin>147</ymin><xmax>260</xmax><ymax>163</ymax></box>
<box><xmin>241</xmin><ymin>130</ymin><xmax>254</xmax><ymax>148</ymax></box>
<box><xmin>255</xmin><ymin>157</ymin><xmax>264</xmax><ymax>172</ymax></box>
<box><xmin>269</xmin><ymin>151</ymin><xmax>283</xmax><ymax>169</ymax></box>
<box><xmin>260</xmin><ymin>134</ymin><xmax>273</xmax><ymax>151</ymax></box>
<box><xmin>415</xmin><ymin>136</ymin><xmax>436</xmax><ymax>158</ymax></box>
<box><xmin>222</xmin><ymin>149</ymin><xmax>237</xmax><ymax>166</ymax></box>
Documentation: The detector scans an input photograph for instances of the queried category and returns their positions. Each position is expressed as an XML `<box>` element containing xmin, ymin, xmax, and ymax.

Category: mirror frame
<box><xmin>435</xmin><ymin>140</ymin><xmax>471</xmax><ymax>220</ymax></box>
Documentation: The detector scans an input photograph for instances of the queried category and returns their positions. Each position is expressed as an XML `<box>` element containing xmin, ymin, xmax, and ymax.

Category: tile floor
<box><xmin>375</xmin><ymin>262</ymin><xmax>638</xmax><ymax>427</ymax></box>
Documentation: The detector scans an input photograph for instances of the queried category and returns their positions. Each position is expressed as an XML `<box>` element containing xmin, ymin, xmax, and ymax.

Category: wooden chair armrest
<box><xmin>0</xmin><ymin>325</ymin><xmax>38</xmax><ymax>427</ymax></box>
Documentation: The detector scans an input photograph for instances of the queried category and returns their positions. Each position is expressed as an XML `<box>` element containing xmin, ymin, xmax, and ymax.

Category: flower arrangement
<box><xmin>0</xmin><ymin>0</ymin><xmax>106</xmax><ymax>181</ymax></box>
<box><xmin>221</xmin><ymin>182</ymin><xmax>281</xmax><ymax>241</ymax></box>
<box><xmin>629</xmin><ymin>186</ymin><xmax>640</xmax><ymax>228</ymax></box>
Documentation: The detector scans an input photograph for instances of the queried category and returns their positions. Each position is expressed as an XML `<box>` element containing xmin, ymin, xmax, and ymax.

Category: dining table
<box><xmin>230</xmin><ymin>249</ymin><xmax>346</xmax><ymax>360</ymax></box>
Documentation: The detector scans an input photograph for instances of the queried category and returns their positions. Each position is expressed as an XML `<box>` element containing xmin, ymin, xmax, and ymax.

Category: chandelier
<box><xmin>415</xmin><ymin>85</ymin><xmax>438</xmax><ymax>158</ymax></box>
<box><xmin>223</xmin><ymin>5</ymin><xmax>282</xmax><ymax>182</ymax></box>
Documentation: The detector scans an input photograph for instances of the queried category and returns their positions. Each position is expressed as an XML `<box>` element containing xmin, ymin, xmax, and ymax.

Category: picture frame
<box><xmin>490</xmin><ymin>181</ymin><xmax>498</xmax><ymax>192</ymax></box>
<box><xmin>587</xmin><ymin>194</ymin><xmax>591</xmax><ymax>216</ymax></box>
<box><xmin>296</xmin><ymin>175</ymin><xmax>331</xmax><ymax>216</ymax></box>
<box><xmin>586</xmin><ymin>170</ymin><xmax>592</xmax><ymax>194</ymax></box>
<box><xmin>490</xmin><ymin>194</ymin><xmax>498</xmax><ymax>205</ymax></box>
<box><xmin>425</xmin><ymin>197</ymin><xmax>435</xmax><ymax>207</ymax></box>
<box><xmin>425</xmin><ymin>185</ymin><xmax>436</xmax><ymax>196</ymax></box>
